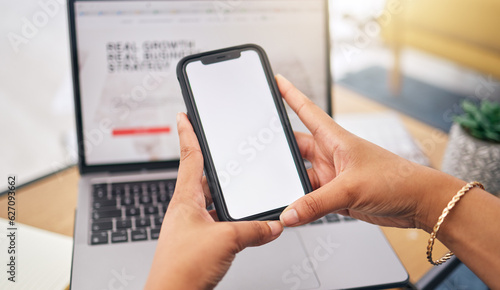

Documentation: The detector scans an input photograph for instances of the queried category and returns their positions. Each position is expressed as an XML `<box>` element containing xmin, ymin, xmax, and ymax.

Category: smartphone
<box><xmin>177</xmin><ymin>44</ymin><xmax>311</xmax><ymax>221</ymax></box>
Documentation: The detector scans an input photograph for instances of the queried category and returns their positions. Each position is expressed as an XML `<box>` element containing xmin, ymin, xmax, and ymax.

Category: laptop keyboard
<box><xmin>90</xmin><ymin>179</ymin><xmax>175</xmax><ymax>245</ymax></box>
<box><xmin>308</xmin><ymin>213</ymin><xmax>357</xmax><ymax>225</ymax></box>
<box><xmin>89</xmin><ymin>179</ymin><xmax>355</xmax><ymax>245</ymax></box>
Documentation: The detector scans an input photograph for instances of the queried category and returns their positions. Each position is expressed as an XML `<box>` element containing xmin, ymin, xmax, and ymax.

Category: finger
<box><xmin>276</xmin><ymin>74</ymin><xmax>337</xmax><ymax>136</ymax></box>
<box><xmin>280</xmin><ymin>175</ymin><xmax>352</xmax><ymax>227</ymax></box>
<box><xmin>175</xmin><ymin>112</ymin><xmax>204</xmax><ymax>197</ymax></box>
<box><xmin>202</xmin><ymin>176</ymin><xmax>213</xmax><ymax>206</ymax></box>
<box><xmin>294</xmin><ymin>131</ymin><xmax>316</xmax><ymax>162</ymax></box>
<box><xmin>231</xmin><ymin>220</ymin><xmax>283</xmax><ymax>250</ymax></box>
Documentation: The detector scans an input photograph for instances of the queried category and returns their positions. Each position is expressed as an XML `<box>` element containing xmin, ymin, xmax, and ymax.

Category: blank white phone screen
<box><xmin>186</xmin><ymin>50</ymin><xmax>305</xmax><ymax>219</ymax></box>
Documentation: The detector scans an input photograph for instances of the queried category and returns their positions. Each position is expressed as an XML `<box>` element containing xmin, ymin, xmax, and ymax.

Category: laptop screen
<box><xmin>71</xmin><ymin>0</ymin><xmax>330</xmax><ymax>168</ymax></box>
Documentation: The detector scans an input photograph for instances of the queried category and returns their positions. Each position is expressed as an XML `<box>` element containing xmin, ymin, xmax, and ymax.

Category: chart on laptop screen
<box><xmin>74</xmin><ymin>0</ymin><xmax>328</xmax><ymax>166</ymax></box>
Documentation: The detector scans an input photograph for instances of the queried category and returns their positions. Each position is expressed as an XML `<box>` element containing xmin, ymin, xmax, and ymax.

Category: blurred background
<box><xmin>1</xmin><ymin>0</ymin><xmax>500</xmax><ymax>189</ymax></box>
<box><xmin>331</xmin><ymin>0</ymin><xmax>500</xmax><ymax>132</ymax></box>
<box><xmin>1</xmin><ymin>0</ymin><xmax>76</xmax><ymax>192</ymax></box>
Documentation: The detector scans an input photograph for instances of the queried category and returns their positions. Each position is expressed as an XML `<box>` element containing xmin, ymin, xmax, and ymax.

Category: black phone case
<box><xmin>176</xmin><ymin>44</ymin><xmax>312</xmax><ymax>221</ymax></box>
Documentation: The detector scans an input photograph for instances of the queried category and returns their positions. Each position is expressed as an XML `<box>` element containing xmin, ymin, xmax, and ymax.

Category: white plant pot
<box><xmin>442</xmin><ymin>123</ymin><xmax>500</xmax><ymax>196</ymax></box>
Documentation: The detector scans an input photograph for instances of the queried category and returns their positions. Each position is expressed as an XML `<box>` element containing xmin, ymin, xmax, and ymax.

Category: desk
<box><xmin>0</xmin><ymin>85</ymin><xmax>450</xmax><ymax>285</ymax></box>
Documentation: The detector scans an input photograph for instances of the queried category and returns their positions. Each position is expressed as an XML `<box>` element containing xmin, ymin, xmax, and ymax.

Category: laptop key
<box><xmin>166</xmin><ymin>180</ymin><xmax>175</xmax><ymax>188</ymax></box>
<box><xmin>131</xmin><ymin>229</ymin><xmax>148</xmax><ymax>241</ymax></box>
<box><xmin>111</xmin><ymin>186</ymin><xmax>125</xmax><ymax>197</ymax></box>
<box><xmin>125</xmin><ymin>207</ymin><xmax>141</xmax><ymax>216</ymax></box>
<box><xmin>130</xmin><ymin>184</ymin><xmax>142</xmax><ymax>195</ymax></box>
<box><xmin>310</xmin><ymin>219</ymin><xmax>324</xmax><ymax>225</ymax></box>
<box><xmin>159</xmin><ymin>204</ymin><xmax>168</xmax><ymax>216</ymax></box>
<box><xmin>111</xmin><ymin>230</ymin><xmax>128</xmax><ymax>243</ymax></box>
<box><xmin>93</xmin><ymin>188</ymin><xmax>107</xmax><ymax>199</ymax></box>
<box><xmin>147</xmin><ymin>183</ymin><xmax>159</xmax><ymax>194</ymax></box>
<box><xmin>92</xmin><ymin>221</ymin><xmax>113</xmax><ymax>232</ymax></box>
<box><xmin>167</xmin><ymin>183</ymin><xmax>175</xmax><ymax>196</ymax></box>
<box><xmin>325</xmin><ymin>213</ymin><xmax>341</xmax><ymax>223</ymax></box>
<box><xmin>121</xmin><ymin>196</ymin><xmax>135</xmax><ymax>206</ymax></box>
<box><xmin>136</xmin><ymin>217</ymin><xmax>151</xmax><ymax>228</ymax></box>
<box><xmin>154</xmin><ymin>216</ymin><xmax>164</xmax><ymax>227</ymax></box>
<box><xmin>139</xmin><ymin>195</ymin><xmax>152</xmax><ymax>204</ymax></box>
<box><xmin>91</xmin><ymin>231</ymin><xmax>108</xmax><ymax>245</ymax></box>
<box><xmin>343</xmin><ymin>216</ymin><xmax>357</xmax><ymax>222</ymax></box>
<box><xmin>144</xmin><ymin>205</ymin><xmax>159</xmax><ymax>215</ymax></box>
<box><xmin>93</xmin><ymin>199</ymin><xmax>116</xmax><ymax>209</ymax></box>
<box><xmin>150</xmin><ymin>228</ymin><xmax>161</xmax><ymax>240</ymax></box>
<box><xmin>93</xmin><ymin>209</ymin><xmax>122</xmax><ymax>220</ymax></box>
<box><xmin>157</xmin><ymin>193</ymin><xmax>169</xmax><ymax>203</ymax></box>
<box><xmin>116</xmin><ymin>218</ymin><xmax>132</xmax><ymax>229</ymax></box>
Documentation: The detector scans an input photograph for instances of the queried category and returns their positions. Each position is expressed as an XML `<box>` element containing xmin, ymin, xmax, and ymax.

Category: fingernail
<box><xmin>280</xmin><ymin>209</ymin><xmax>299</xmax><ymax>226</ymax></box>
<box><xmin>176</xmin><ymin>112</ymin><xmax>182</xmax><ymax>123</ymax></box>
<box><xmin>276</xmin><ymin>74</ymin><xmax>288</xmax><ymax>82</ymax></box>
<box><xmin>267</xmin><ymin>221</ymin><xmax>283</xmax><ymax>236</ymax></box>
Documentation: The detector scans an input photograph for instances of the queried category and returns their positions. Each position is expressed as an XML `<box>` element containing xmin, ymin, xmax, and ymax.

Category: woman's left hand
<box><xmin>145</xmin><ymin>112</ymin><xmax>283</xmax><ymax>289</ymax></box>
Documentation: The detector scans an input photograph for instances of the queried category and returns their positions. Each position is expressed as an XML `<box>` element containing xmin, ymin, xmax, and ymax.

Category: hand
<box><xmin>145</xmin><ymin>113</ymin><xmax>283</xmax><ymax>290</ymax></box>
<box><xmin>275</xmin><ymin>74</ymin><xmax>466</xmax><ymax>232</ymax></box>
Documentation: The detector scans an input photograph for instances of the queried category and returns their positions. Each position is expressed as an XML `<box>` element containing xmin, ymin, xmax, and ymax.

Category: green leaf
<box><xmin>469</xmin><ymin>129</ymin><xmax>486</xmax><ymax>140</ymax></box>
<box><xmin>462</xmin><ymin>100</ymin><xmax>480</xmax><ymax>116</ymax></box>
<box><xmin>474</xmin><ymin>108</ymin><xmax>488</xmax><ymax>126</ymax></box>
<box><xmin>480</xmin><ymin>101</ymin><xmax>494</xmax><ymax>115</ymax></box>
<box><xmin>491</xmin><ymin>113</ymin><xmax>500</xmax><ymax>124</ymax></box>
<box><xmin>493</xmin><ymin>105</ymin><xmax>500</xmax><ymax>116</ymax></box>
<box><xmin>488</xmin><ymin>103</ymin><xmax>500</xmax><ymax>123</ymax></box>
<box><xmin>454</xmin><ymin>116</ymin><xmax>479</xmax><ymax>130</ymax></box>
<box><xmin>482</xmin><ymin>117</ymin><xmax>493</xmax><ymax>131</ymax></box>
<box><xmin>483</xmin><ymin>101</ymin><xmax>500</xmax><ymax>122</ymax></box>
<box><xmin>492</xmin><ymin>123</ymin><xmax>500</xmax><ymax>133</ymax></box>
<box><xmin>485</xmin><ymin>131</ymin><xmax>500</xmax><ymax>142</ymax></box>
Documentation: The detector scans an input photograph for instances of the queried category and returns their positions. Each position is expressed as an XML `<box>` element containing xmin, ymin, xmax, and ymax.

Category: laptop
<box><xmin>68</xmin><ymin>1</ymin><xmax>408</xmax><ymax>289</ymax></box>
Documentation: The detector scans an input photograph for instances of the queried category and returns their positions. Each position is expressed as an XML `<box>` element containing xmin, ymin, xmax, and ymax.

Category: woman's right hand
<box><xmin>276</xmin><ymin>75</ymin><xmax>500</xmax><ymax>289</ymax></box>
<box><xmin>275</xmin><ymin>75</ymin><xmax>466</xmax><ymax>233</ymax></box>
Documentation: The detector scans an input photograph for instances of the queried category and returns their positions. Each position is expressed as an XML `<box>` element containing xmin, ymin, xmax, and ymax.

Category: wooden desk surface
<box><xmin>0</xmin><ymin>85</ymin><xmax>451</xmax><ymax>285</ymax></box>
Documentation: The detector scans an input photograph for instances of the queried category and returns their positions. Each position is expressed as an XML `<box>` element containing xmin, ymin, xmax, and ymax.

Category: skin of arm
<box><xmin>275</xmin><ymin>74</ymin><xmax>500</xmax><ymax>289</ymax></box>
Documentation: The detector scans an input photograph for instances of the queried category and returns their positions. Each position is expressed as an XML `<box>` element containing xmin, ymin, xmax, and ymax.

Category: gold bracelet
<box><xmin>426</xmin><ymin>181</ymin><xmax>484</xmax><ymax>266</ymax></box>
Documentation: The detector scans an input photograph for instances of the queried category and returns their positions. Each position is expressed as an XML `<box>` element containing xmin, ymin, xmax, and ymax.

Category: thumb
<box><xmin>230</xmin><ymin>220</ymin><xmax>283</xmax><ymax>251</ymax></box>
<box><xmin>280</xmin><ymin>176</ymin><xmax>351</xmax><ymax>227</ymax></box>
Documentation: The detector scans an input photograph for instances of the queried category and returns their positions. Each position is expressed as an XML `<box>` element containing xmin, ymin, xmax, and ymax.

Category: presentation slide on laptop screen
<box><xmin>74</xmin><ymin>0</ymin><xmax>328</xmax><ymax>166</ymax></box>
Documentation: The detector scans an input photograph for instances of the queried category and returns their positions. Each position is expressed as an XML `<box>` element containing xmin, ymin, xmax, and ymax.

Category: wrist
<box><xmin>146</xmin><ymin>269</ymin><xmax>203</xmax><ymax>290</ymax></box>
<box><xmin>412</xmin><ymin>167</ymin><xmax>467</xmax><ymax>233</ymax></box>
<box><xmin>146</xmin><ymin>251</ymin><xmax>207</xmax><ymax>290</ymax></box>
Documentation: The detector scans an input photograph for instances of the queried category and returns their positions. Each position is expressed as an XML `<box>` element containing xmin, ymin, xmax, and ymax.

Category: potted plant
<box><xmin>442</xmin><ymin>100</ymin><xmax>500</xmax><ymax>196</ymax></box>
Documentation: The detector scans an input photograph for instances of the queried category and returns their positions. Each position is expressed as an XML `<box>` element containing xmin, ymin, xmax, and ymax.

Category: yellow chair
<box><xmin>381</xmin><ymin>0</ymin><xmax>500</xmax><ymax>93</ymax></box>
